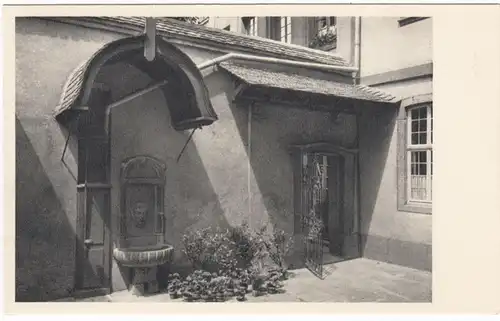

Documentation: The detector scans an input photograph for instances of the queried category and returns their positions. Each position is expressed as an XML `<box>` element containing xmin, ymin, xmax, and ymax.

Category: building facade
<box><xmin>210</xmin><ymin>15</ymin><xmax>433</xmax><ymax>270</ymax></box>
<box><xmin>15</xmin><ymin>16</ymin><xmax>430</xmax><ymax>302</ymax></box>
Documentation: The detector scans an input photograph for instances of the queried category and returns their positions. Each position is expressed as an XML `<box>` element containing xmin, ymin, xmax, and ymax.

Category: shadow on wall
<box><xmin>15</xmin><ymin>116</ymin><xmax>78</xmax><ymax>301</ymax></box>
<box><xmin>221</xmin><ymin>87</ymin><xmax>357</xmax><ymax>270</ymax></box>
<box><xmin>358</xmin><ymin>108</ymin><xmax>397</xmax><ymax>253</ymax></box>
<box><xmin>102</xmin><ymin>67</ymin><xmax>230</xmax><ymax>280</ymax></box>
<box><xmin>163</xmin><ymin>129</ymin><xmax>230</xmax><ymax>276</ymax></box>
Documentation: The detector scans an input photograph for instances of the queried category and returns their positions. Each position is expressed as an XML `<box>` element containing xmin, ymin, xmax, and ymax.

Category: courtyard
<box><xmin>65</xmin><ymin>258</ymin><xmax>431</xmax><ymax>303</ymax></box>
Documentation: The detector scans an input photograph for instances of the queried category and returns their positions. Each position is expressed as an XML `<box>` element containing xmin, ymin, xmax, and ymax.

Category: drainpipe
<box><xmin>353</xmin><ymin>16</ymin><xmax>362</xmax><ymax>254</ymax></box>
<box><xmin>353</xmin><ymin>17</ymin><xmax>362</xmax><ymax>85</ymax></box>
<box><xmin>247</xmin><ymin>102</ymin><xmax>253</xmax><ymax>216</ymax></box>
<box><xmin>197</xmin><ymin>52</ymin><xmax>359</xmax><ymax>73</ymax></box>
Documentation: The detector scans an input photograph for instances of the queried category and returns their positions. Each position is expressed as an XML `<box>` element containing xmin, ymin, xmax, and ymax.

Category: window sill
<box><xmin>398</xmin><ymin>201</ymin><xmax>432</xmax><ymax>215</ymax></box>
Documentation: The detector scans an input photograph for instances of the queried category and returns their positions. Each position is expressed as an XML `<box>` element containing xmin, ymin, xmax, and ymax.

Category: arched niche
<box><xmin>120</xmin><ymin>156</ymin><xmax>166</xmax><ymax>249</ymax></box>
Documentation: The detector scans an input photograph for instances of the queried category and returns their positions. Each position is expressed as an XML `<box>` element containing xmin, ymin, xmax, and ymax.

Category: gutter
<box><xmin>197</xmin><ymin>52</ymin><xmax>359</xmax><ymax>74</ymax></box>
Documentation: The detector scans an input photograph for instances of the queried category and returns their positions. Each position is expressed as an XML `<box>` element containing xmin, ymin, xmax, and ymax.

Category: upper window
<box><xmin>309</xmin><ymin>16</ymin><xmax>337</xmax><ymax>51</ymax></box>
<box><xmin>242</xmin><ymin>17</ymin><xmax>258</xmax><ymax>36</ymax></box>
<box><xmin>315</xmin><ymin>16</ymin><xmax>336</xmax><ymax>30</ymax></box>
<box><xmin>268</xmin><ymin>17</ymin><xmax>292</xmax><ymax>43</ymax></box>
<box><xmin>406</xmin><ymin>104</ymin><xmax>433</xmax><ymax>204</ymax></box>
<box><xmin>279</xmin><ymin>17</ymin><xmax>292</xmax><ymax>43</ymax></box>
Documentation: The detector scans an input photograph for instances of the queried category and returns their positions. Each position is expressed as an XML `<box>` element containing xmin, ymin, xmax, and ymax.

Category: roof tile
<box><xmin>219</xmin><ymin>61</ymin><xmax>399</xmax><ymax>104</ymax></box>
<box><xmin>85</xmin><ymin>16</ymin><xmax>350</xmax><ymax>67</ymax></box>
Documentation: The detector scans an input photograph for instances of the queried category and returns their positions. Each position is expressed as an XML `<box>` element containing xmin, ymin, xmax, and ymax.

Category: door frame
<box><xmin>73</xmin><ymin>84</ymin><xmax>113</xmax><ymax>298</ymax></box>
<box><xmin>290</xmin><ymin>142</ymin><xmax>361</xmax><ymax>260</ymax></box>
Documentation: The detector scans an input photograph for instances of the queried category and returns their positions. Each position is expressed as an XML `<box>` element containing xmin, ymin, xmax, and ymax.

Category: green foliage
<box><xmin>176</xmin><ymin>222</ymin><xmax>293</xmax><ymax>301</ymax></box>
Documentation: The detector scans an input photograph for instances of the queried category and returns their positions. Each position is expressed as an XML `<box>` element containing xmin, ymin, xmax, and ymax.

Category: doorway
<box><xmin>302</xmin><ymin>152</ymin><xmax>344</xmax><ymax>262</ymax></box>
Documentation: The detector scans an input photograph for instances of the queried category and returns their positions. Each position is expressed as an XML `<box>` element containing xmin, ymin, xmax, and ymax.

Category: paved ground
<box><xmin>103</xmin><ymin>258</ymin><xmax>431</xmax><ymax>303</ymax></box>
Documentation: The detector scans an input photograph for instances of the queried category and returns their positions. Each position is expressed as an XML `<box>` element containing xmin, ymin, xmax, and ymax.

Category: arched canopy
<box><xmin>55</xmin><ymin>35</ymin><xmax>218</xmax><ymax>131</ymax></box>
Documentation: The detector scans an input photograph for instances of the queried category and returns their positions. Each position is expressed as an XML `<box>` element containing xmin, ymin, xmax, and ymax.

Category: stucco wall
<box><xmin>360</xmin><ymin>17</ymin><xmax>432</xmax><ymax>77</ymax></box>
<box><xmin>15</xmin><ymin>18</ymin><xmax>124</xmax><ymax>301</ymax></box>
<box><xmin>249</xmin><ymin>104</ymin><xmax>357</xmax><ymax>267</ymax></box>
<box><xmin>15</xmin><ymin>17</ymin><xmax>356</xmax><ymax>299</ymax></box>
<box><xmin>358</xmin><ymin>77</ymin><xmax>432</xmax><ymax>271</ymax></box>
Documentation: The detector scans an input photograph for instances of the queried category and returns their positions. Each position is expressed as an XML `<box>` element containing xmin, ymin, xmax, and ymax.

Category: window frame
<box><xmin>279</xmin><ymin>16</ymin><xmax>292</xmax><ymax>43</ymax></box>
<box><xmin>406</xmin><ymin>104</ymin><xmax>433</xmax><ymax>205</ymax></box>
<box><xmin>308</xmin><ymin>16</ymin><xmax>337</xmax><ymax>51</ymax></box>
<box><xmin>268</xmin><ymin>17</ymin><xmax>292</xmax><ymax>43</ymax></box>
<box><xmin>242</xmin><ymin>17</ymin><xmax>258</xmax><ymax>36</ymax></box>
<box><xmin>397</xmin><ymin>93</ymin><xmax>433</xmax><ymax>214</ymax></box>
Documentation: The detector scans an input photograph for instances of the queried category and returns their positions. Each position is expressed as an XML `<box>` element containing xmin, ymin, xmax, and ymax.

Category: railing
<box><xmin>409</xmin><ymin>175</ymin><xmax>432</xmax><ymax>202</ymax></box>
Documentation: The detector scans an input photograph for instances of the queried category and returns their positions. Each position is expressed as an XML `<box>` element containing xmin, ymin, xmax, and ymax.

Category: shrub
<box><xmin>182</xmin><ymin>227</ymin><xmax>237</xmax><ymax>274</ymax></box>
<box><xmin>178</xmin><ymin>222</ymin><xmax>293</xmax><ymax>301</ymax></box>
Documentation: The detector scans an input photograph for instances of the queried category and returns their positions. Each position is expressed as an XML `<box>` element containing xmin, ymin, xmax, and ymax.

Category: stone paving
<box><xmin>103</xmin><ymin>258</ymin><xmax>431</xmax><ymax>303</ymax></box>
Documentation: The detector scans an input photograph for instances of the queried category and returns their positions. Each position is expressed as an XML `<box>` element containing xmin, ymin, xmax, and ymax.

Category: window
<box><xmin>397</xmin><ymin>94</ymin><xmax>433</xmax><ymax>214</ymax></box>
<box><xmin>279</xmin><ymin>17</ymin><xmax>292</xmax><ymax>43</ymax></box>
<box><xmin>223</xmin><ymin>24</ymin><xmax>231</xmax><ymax>31</ymax></box>
<box><xmin>268</xmin><ymin>17</ymin><xmax>292</xmax><ymax>43</ymax></box>
<box><xmin>309</xmin><ymin>16</ymin><xmax>337</xmax><ymax>51</ymax></box>
<box><xmin>315</xmin><ymin>16</ymin><xmax>336</xmax><ymax>30</ymax></box>
<box><xmin>242</xmin><ymin>17</ymin><xmax>258</xmax><ymax>36</ymax></box>
<box><xmin>407</xmin><ymin>104</ymin><xmax>433</xmax><ymax>203</ymax></box>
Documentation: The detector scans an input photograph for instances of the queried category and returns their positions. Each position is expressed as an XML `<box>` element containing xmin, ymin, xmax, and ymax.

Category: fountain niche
<box><xmin>113</xmin><ymin>155</ymin><xmax>173</xmax><ymax>296</ymax></box>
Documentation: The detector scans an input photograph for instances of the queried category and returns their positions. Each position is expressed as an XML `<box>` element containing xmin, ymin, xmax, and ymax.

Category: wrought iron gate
<box><xmin>302</xmin><ymin>153</ymin><xmax>328</xmax><ymax>279</ymax></box>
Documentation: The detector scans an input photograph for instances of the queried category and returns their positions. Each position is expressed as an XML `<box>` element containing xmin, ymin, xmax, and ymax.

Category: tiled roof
<box><xmin>54</xmin><ymin>50</ymin><xmax>103</xmax><ymax>117</ymax></box>
<box><xmin>218</xmin><ymin>61</ymin><xmax>400</xmax><ymax>104</ymax></box>
<box><xmin>79</xmin><ymin>16</ymin><xmax>350</xmax><ymax>67</ymax></box>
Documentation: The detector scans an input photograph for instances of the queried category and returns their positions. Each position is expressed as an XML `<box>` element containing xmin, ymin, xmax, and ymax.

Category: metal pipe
<box><xmin>104</xmin><ymin>80</ymin><xmax>169</xmax><ymax>135</ymax></box>
<box><xmin>197</xmin><ymin>52</ymin><xmax>359</xmax><ymax>73</ymax></box>
<box><xmin>247</xmin><ymin>102</ymin><xmax>253</xmax><ymax>215</ymax></box>
<box><xmin>354</xmin><ymin>17</ymin><xmax>362</xmax><ymax>84</ymax></box>
<box><xmin>106</xmin><ymin>80</ymin><xmax>168</xmax><ymax>112</ymax></box>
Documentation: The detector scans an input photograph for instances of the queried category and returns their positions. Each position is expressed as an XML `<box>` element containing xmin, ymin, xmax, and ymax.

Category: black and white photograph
<box><xmin>15</xmin><ymin>14</ymin><xmax>433</xmax><ymax>303</ymax></box>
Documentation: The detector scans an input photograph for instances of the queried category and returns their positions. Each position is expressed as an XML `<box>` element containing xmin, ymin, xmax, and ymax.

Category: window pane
<box><xmin>418</xmin><ymin>106</ymin><xmax>427</xmax><ymax>118</ymax></box>
<box><xmin>418</xmin><ymin>118</ymin><xmax>427</xmax><ymax>131</ymax></box>
<box><xmin>420</xmin><ymin>151</ymin><xmax>427</xmax><ymax>162</ymax></box>
<box><xmin>411</xmin><ymin>133</ymin><xmax>419</xmax><ymax>145</ymax></box>
<box><xmin>409</xmin><ymin>150</ymin><xmax>430</xmax><ymax>201</ymax></box>
<box><xmin>419</xmin><ymin>132</ymin><xmax>427</xmax><ymax>144</ymax></box>
<box><xmin>411</xmin><ymin>120</ymin><xmax>419</xmax><ymax>132</ymax></box>
<box><xmin>410</xmin><ymin>107</ymin><xmax>421</xmax><ymax>120</ymax></box>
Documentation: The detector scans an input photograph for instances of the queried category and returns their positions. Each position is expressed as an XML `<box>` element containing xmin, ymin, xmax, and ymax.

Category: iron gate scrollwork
<box><xmin>302</xmin><ymin>153</ymin><xmax>328</xmax><ymax>279</ymax></box>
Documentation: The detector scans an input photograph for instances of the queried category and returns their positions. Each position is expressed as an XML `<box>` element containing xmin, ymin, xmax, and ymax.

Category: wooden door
<box><xmin>75</xmin><ymin>187</ymin><xmax>111</xmax><ymax>296</ymax></box>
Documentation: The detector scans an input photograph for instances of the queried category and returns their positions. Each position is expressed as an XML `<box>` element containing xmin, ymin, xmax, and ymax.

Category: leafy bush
<box><xmin>181</xmin><ymin>227</ymin><xmax>237</xmax><ymax>273</ymax></box>
<box><xmin>177</xmin><ymin>222</ymin><xmax>292</xmax><ymax>301</ymax></box>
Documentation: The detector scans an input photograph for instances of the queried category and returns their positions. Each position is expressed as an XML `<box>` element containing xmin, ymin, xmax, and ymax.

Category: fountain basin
<box><xmin>113</xmin><ymin>245</ymin><xmax>174</xmax><ymax>268</ymax></box>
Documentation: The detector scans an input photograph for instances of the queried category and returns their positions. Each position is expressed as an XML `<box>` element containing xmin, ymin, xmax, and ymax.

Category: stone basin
<box><xmin>113</xmin><ymin>245</ymin><xmax>174</xmax><ymax>268</ymax></box>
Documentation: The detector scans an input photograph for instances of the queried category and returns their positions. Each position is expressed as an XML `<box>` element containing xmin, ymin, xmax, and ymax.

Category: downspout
<box><xmin>353</xmin><ymin>17</ymin><xmax>362</xmax><ymax>254</ymax></box>
<box><xmin>247</xmin><ymin>102</ymin><xmax>253</xmax><ymax>216</ymax></box>
<box><xmin>353</xmin><ymin>17</ymin><xmax>362</xmax><ymax>85</ymax></box>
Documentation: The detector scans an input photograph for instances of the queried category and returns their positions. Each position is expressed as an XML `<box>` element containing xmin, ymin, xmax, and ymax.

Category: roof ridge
<box><xmin>91</xmin><ymin>16</ymin><xmax>349</xmax><ymax>67</ymax></box>
<box><xmin>157</xmin><ymin>17</ymin><xmax>347</xmax><ymax>61</ymax></box>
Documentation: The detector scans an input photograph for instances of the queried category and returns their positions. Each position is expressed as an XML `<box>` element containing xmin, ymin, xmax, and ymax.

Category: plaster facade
<box><xmin>15</xmin><ymin>17</ymin><xmax>359</xmax><ymax>300</ymax></box>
